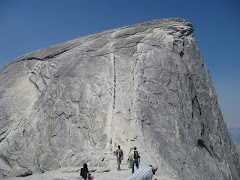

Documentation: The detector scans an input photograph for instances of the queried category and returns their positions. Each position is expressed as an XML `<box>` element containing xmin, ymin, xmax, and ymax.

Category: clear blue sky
<box><xmin>0</xmin><ymin>0</ymin><xmax>239</xmax><ymax>128</ymax></box>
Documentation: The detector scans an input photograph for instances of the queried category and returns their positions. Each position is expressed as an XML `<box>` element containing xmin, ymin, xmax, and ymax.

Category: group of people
<box><xmin>115</xmin><ymin>145</ymin><xmax>158</xmax><ymax>180</ymax></box>
<box><xmin>79</xmin><ymin>145</ymin><xmax>158</xmax><ymax>180</ymax></box>
<box><xmin>129</xmin><ymin>146</ymin><xmax>141</xmax><ymax>174</ymax></box>
<box><xmin>115</xmin><ymin>145</ymin><xmax>140</xmax><ymax>173</ymax></box>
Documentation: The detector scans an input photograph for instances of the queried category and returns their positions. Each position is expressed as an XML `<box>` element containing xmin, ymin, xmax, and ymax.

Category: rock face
<box><xmin>0</xmin><ymin>18</ymin><xmax>239</xmax><ymax>179</ymax></box>
<box><xmin>229</xmin><ymin>128</ymin><xmax>240</xmax><ymax>145</ymax></box>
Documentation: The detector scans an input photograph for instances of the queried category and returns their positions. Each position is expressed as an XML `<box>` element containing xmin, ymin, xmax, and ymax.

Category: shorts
<box><xmin>117</xmin><ymin>157</ymin><xmax>122</xmax><ymax>165</ymax></box>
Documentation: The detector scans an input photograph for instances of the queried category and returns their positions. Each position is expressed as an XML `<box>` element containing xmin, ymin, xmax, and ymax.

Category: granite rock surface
<box><xmin>229</xmin><ymin>128</ymin><xmax>240</xmax><ymax>145</ymax></box>
<box><xmin>0</xmin><ymin>18</ymin><xmax>239</xmax><ymax>179</ymax></box>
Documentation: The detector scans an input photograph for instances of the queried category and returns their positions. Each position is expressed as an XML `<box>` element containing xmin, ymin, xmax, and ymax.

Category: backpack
<box><xmin>134</xmin><ymin>151</ymin><xmax>140</xmax><ymax>160</ymax></box>
<box><xmin>117</xmin><ymin>149</ymin><xmax>123</xmax><ymax>158</ymax></box>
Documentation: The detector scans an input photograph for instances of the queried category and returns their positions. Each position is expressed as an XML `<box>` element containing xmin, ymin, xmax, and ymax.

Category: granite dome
<box><xmin>0</xmin><ymin>18</ymin><xmax>239</xmax><ymax>179</ymax></box>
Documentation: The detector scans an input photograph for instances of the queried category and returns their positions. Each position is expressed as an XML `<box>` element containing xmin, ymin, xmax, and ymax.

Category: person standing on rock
<box><xmin>131</xmin><ymin>146</ymin><xmax>140</xmax><ymax>174</ymax></box>
<box><xmin>129</xmin><ymin>165</ymin><xmax>158</xmax><ymax>180</ymax></box>
<box><xmin>128</xmin><ymin>148</ymin><xmax>134</xmax><ymax>168</ymax></box>
<box><xmin>115</xmin><ymin>145</ymin><xmax>124</xmax><ymax>170</ymax></box>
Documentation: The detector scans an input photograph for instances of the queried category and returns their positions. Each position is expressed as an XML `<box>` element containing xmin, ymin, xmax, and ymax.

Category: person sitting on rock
<box><xmin>129</xmin><ymin>165</ymin><xmax>158</xmax><ymax>180</ymax></box>
<box><xmin>80</xmin><ymin>163</ymin><xmax>94</xmax><ymax>180</ymax></box>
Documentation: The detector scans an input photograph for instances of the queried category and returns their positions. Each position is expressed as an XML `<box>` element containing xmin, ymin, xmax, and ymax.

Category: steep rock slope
<box><xmin>229</xmin><ymin>128</ymin><xmax>240</xmax><ymax>145</ymax></box>
<box><xmin>0</xmin><ymin>18</ymin><xmax>239</xmax><ymax>179</ymax></box>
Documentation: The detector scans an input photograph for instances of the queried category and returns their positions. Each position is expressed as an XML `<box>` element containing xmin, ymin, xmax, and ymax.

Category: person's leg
<box><xmin>119</xmin><ymin>158</ymin><xmax>122</xmax><ymax>170</ymax></box>
<box><xmin>117</xmin><ymin>158</ymin><xmax>120</xmax><ymax>170</ymax></box>
<box><xmin>136</xmin><ymin>160</ymin><xmax>139</xmax><ymax>169</ymax></box>
<box><xmin>132</xmin><ymin>160</ymin><xmax>135</xmax><ymax>173</ymax></box>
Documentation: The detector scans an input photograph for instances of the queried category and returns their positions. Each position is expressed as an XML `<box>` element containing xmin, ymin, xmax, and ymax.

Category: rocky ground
<box><xmin>4</xmin><ymin>162</ymin><xmax>175</xmax><ymax>180</ymax></box>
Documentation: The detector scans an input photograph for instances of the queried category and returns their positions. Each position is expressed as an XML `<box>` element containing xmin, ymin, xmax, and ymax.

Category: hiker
<box><xmin>129</xmin><ymin>165</ymin><xmax>158</xmax><ymax>180</ymax></box>
<box><xmin>80</xmin><ymin>163</ymin><xmax>94</xmax><ymax>180</ymax></box>
<box><xmin>131</xmin><ymin>146</ymin><xmax>140</xmax><ymax>174</ymax></box>
<box><xmin>127</xmin><ymin>148</ymin><xmax>134</xmax><ymax>168</ymax></box>
<box><xmin>115</xmin><ymin>145</ymin><xmax>123</xmax><ymax>170</ymax></box>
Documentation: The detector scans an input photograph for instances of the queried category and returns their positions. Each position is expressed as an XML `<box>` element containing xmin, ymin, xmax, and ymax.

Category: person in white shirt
<box><xmin>129</xmin><ymin>165</ymin><xmax>158</xmax><ymax>180</ymax></box>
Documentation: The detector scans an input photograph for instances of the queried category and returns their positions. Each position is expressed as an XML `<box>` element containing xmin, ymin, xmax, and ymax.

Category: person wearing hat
<box><xmin>131</xmin><ymin>146</ymin><xmax>140</xmax><ymax>173</ymax></box>
<box><xmin>129</xmin><ymin>165</ymin><xmax>158</xmax><ymax>180</ymax></box>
